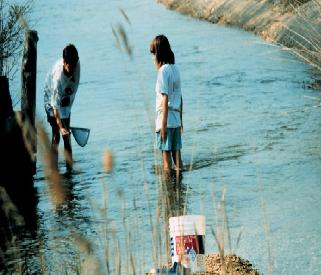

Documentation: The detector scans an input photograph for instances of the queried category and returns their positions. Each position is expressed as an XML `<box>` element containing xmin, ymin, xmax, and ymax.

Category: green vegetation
<box><xmin>0</xmin><ymin>0</ymin><xmax>32</xmax><ymax>77</ymax></box>
<box><xmin>0</xmin><ymin>0</ymin><xmax>33</xmax><ymax>107</ymax></box>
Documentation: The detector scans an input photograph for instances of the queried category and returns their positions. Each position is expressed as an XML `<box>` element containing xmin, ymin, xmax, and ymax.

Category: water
<box><xmin>6</xmin><ymin>0</ymin><xmax>321</xmax><ymax>274</ymax></box>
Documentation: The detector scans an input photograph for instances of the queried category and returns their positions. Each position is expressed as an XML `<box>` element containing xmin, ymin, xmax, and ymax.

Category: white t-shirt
<box><xmin>155</xmin><ymin>63</ymin><xmax>182</xmax><ymax>132</ymax></box>
<box><xmin>43</xmin><ymin>58</ymin><xmax>80</xmax><ymax>119</ymax></box>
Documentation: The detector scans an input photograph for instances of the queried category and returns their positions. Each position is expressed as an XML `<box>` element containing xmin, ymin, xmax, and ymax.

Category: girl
<box><xmin>150</xmin><ymin>35</ymin><xmax>183</xmax><ymax>174</ymax></box>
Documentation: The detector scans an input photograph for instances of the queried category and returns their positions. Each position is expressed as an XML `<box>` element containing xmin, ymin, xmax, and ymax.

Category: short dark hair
<box><xmin>63</xmin><ymin>44</ymin><xmax>79</xmax><ymax>66</ymax></box>
<box><xmin>150</xmin><ymin>35</ymin><xmax>175</xmax><ymax>65</ymax></box>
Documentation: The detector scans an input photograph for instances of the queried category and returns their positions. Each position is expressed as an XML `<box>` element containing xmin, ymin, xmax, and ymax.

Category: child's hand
<box><xmin>161</xmin><ymin>127</ymin><xmax>167</xmax><ymax>141</ymax></box>
<box><xmin>60</xmin><ymin>127</ymin><xmax>70</xmax><ymax>136</ymax></box>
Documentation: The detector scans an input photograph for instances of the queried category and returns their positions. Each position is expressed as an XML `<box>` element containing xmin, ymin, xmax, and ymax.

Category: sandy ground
<box><xmin>147</xmin><ymin>253</ymin><xmax>260</xmax><ymax>274</ymax></box>
<box><xmin>159</xmin><ymin>0</ymin><xmax>321</xmax><ymax>70</ymax></box>
<box><xmin>194</xmin><ymin>254</ymin><xmax>260</xmax><ymax>274</ymax></box>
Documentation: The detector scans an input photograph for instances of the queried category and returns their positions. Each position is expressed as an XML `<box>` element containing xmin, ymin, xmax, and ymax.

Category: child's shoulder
<box><xmin>159</xmin><ymin>63</ymin><xmax>169</xmax><ymax>71</ymax></box>
<box><xmin>50</xmin><ymin>58</ymin><xmax>64</xmax><ymax>83</ymax></box>
<box><xmin>159</xmin><ymin>63</ymin><xmax>178</xmax><ymax>73</ymax></box>
<box><xmin>52</xmin><ymin>58</ymin><xmax>63</xmax><ymax>75</ymax></box>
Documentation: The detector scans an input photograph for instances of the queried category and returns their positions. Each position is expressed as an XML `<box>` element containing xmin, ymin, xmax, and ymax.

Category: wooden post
<box><xmin>21</xmin><ymin>30</ymin><xmax>38</xmax><ymax>169</ymax></box>
<box><xmin>0</xmin><ymin>76</ymin><xmax>14</xmax><ymax>120</ymax></box>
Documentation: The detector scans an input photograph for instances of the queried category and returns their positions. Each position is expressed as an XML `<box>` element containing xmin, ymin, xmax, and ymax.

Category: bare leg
<box><xmin>172</xmin><ymin>150</ymin><xmax>183</xmax><ymax>171</ymax></box>
<box><xmin>162</xmin><ymin>150</ymin><xmax>172</xmax><ymax>170</ymax></box>
<box><xmin>51</xmin><ymin>125</ymin><xmax>60</xmax><ymax>170</ymax></box>
<box><xmin>61</xmin><ymin>117</ymin><xmax>72</xmax><ymax>172</ymax></box>
<box><xmin>63</xmin><ymin>133</ymin><xmax>73</xmax><ymax>172</ymax></box>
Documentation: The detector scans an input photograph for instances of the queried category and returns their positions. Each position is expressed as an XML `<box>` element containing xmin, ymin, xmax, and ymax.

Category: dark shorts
<box><xmin>156</xmin><ymin>127</ymin><xmax>182</xmax><ymax>151</ymax></box>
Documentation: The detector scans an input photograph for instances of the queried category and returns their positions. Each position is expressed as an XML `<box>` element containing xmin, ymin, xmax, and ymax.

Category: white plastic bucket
<box><xmin>169</xmin><ymin>215</ymin><xmax>206</xmax><ymax>272</ymax></box>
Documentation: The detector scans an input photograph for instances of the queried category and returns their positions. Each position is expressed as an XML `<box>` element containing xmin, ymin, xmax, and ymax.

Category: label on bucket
<box><xmin>175</xmin><ymin>235</ymin><xmax>204</xmax><ymax>255</ymax></box>
<box><xmin>169</xmin><ymin>215</ymin><xmax>206</xmax><ymax>272</ymax></box>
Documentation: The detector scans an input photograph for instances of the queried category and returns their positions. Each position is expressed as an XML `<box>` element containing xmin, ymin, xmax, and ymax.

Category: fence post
<box><xmin>21</xmin><ymin>30</ymin><xmax>38</xmax><ymax>171</ymax></box>
<box><xmin>0</xmin><ymin>76</ymin><xmax>14</xmax><ymax>120</ymax></box>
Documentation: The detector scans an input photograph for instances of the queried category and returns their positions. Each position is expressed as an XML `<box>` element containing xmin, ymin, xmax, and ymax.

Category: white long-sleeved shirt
<box><xmin>43</xmin><ymin>58</ymin><xmax>80</xmax><ymax>119</ymax></box>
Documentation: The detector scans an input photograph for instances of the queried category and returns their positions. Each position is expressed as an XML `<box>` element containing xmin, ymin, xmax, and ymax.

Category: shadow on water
<box><xmin>153</xmin><ymin>144</ymin><xmax>247</xmax><ymax>173</ymax></box>
<box><xmin>190</xmin><ymin>144</ymin><xmax>249</xmax><ymax>171</ymax></box>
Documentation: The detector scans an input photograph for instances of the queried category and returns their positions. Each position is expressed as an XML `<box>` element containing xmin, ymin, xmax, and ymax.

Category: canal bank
<box><xmin>159</xmin><ymin>0</ymin><xmax>321</xmax><ymax>72</ymax></box>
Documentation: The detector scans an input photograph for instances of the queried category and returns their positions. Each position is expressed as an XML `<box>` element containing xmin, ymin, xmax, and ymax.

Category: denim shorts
<box><xmin>156</xmin><ymin>127</ymin><xmax>182</xmax><ymax>151</ymax></box>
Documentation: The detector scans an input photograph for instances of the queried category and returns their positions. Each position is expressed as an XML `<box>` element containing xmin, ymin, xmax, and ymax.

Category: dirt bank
<box><xmin>159</xmin><ymin>0</ymin><xmax>321</xmax><ymax>71</ymax></box>
<box><xmin>197</xmin><ymin>254</ymin><xmax>260</xmax><ymax>274</ymax></box>
<box><xmin>147</xmin><ymin>253</ymin><xmax>260</xmax><ymax>274</ymax></box>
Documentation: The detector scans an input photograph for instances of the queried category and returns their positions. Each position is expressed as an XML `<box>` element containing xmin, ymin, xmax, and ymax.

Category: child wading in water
<box><xmin>150</xmin><ymin>35</ymin><xmax>183</xmax><ymax>177</ymax></box>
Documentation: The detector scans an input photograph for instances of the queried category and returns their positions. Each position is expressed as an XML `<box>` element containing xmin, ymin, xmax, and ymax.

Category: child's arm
<box><xmin>161</xmin><ymin>94</ymin><xmax>168</xmax><ymax>141</ymax></box>
<box><xmin>53</xmin><ymin>108</ymin><xmax>70</xmax><ymax>136</ymax></box>
<box><xmin>180</xmin><ymin>96</ymin><xmax>183</xmax><ymax>132</ymax></box>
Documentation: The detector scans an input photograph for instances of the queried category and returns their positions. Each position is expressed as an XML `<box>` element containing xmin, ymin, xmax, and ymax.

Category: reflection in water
<box><xmin>163</xmin><ymin>171</ymin><xmax>186</xmax><ymax>218</ymax></box>
<box><xmin>36</xmin><ymin>171</ymin><xmax>97</xmax><ymax>273</ymax></box>
<box><xmin>55</xmin><ymin>171</ymin><xmax>78</xmax><ymax>218</ymax></box>
<box><xmin>0</xmin><ymin>112</ymin><xmax>39</xmax><ymax>272</ymax></box>
<box><xmin>1</xmin><ymin>119</ymin><xmax>38</xmax><ymax>225</ymax></box>
<box><xmin>159</xmin><ymin>171</ymin><xmax>187</xmax><ymax>263</ymax></box>
<box><xmin>1</xmin><ymin>120</ymin><xmax>38</xmax><ymax>226</ymax></box>
<box><xmin>0</xmin><ymin>181</ymin><xmax>39</xmax><ymax>273</ymax></box>
<box><xmin>0</xmin><ymin>169</ymin><xmax>88</xmax><ymax>273</ymax></box>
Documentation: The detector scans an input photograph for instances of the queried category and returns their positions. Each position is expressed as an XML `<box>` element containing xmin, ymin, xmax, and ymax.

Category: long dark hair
<box><xmin>150</xmin><ymin>35</ymin><xmax>175</xmax><ymax>65</ymax></box>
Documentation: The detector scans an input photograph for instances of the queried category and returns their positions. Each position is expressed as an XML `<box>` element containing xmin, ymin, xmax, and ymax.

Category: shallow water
<box><xmin>6</xmin><ymin>0</ymin><xmax>321</xmax><ymax>274</ymax></box>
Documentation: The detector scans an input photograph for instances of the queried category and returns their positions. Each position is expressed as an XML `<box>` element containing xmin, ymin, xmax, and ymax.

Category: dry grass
<box><xmin>279</xmin><ymin>0</ymin><xmax>321</xmax><ymax>73</ymax></box>
<box><xmin>1</xmin><ymin>105</ymin><xmax>261</xmax><ymax>274</ymax></box>
<box><xmin>161</xmin><ymin>0</ymin><xmax>321</xmax><ymax>79</ymax></box>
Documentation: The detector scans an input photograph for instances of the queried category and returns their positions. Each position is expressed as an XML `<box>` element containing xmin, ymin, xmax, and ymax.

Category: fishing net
<box><xmin>70</xmin><ymin>127</ymin><xmax>90</xmax><ymax>147</ymax></box>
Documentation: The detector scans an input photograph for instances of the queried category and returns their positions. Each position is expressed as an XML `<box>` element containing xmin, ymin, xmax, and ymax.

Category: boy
<box><xmin>43</xmin><ymin>44</ymin><xmax>80</xmax><ymax>172</ymax></box>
